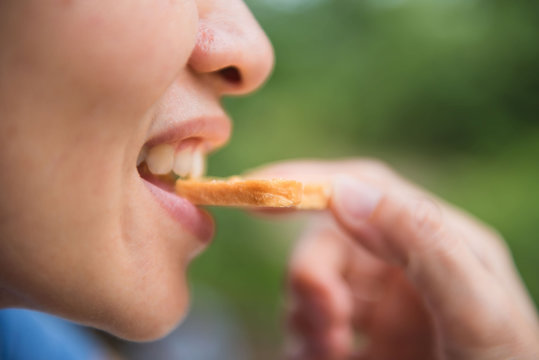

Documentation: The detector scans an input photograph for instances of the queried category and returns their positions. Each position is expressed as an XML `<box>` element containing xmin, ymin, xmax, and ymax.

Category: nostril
<box><xmin>219</xmin><ymin>66</ymin><xmax>242</xmax><ymax>85</ymax></box>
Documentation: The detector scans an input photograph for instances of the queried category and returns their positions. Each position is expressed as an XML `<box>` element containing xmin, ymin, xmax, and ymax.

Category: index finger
<box><xmin>287</xmin><ymin>215</ymin><xmax>354</xmax><ymax>359</ymax></box>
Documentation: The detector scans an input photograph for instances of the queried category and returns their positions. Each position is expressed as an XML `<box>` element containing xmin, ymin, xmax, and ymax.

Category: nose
<box><xmin>188</xmin><ymin>0</ymin><xmax>274</xmax><ymax>96</ymax></box>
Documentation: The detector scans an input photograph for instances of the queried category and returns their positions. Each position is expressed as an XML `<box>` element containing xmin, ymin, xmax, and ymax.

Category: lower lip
<box><xmin>143</xmin><ymin>179</ymin><xmax>214</xmax><ymax>243</ymax></box>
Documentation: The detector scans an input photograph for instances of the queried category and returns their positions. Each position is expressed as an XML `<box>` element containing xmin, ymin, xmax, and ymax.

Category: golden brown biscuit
<box><xmin>175</xmin><ymin>177</ymin><xmax>330</xmax><ymax>209</ymax></box>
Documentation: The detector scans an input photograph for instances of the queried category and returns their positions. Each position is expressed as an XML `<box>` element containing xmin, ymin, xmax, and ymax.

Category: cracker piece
<box><xmin>175</xmin><ymin>177</ymin><xmax>303</xmax><ymax>208</ymax></box>
<box><xmin>176</xmin><ymin>177</ymin><xmax>331</xmax><ymax>209</ymax></box>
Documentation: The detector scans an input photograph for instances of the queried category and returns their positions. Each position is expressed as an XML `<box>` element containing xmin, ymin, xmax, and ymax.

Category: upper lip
<box><xmin>143</xmin><ymin>114</ymin><xmax>232</xmax><ymax>154</ymax></box>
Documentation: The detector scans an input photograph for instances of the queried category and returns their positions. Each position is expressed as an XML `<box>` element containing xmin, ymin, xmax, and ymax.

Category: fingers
<box><xmin>330</xmin><ymin>175</ymin><xmax>519</xmax><ymax>346</ymax></box>
<box><xmin>287</xmin><ymin>217</ymin><xmax>354</xmax><ymax>359</ymax></box>
<box><xmin>253</xmin><ymin>160</ymin><xmax>539</xmax><ymax>354</ymax></box>
<box><xmin>331</xmin><ymin>174</ymin><xmax>479</xmax><ymax>288</ymax></box>
<box><xmin>250</xmin><ymin>160</ymin><xmax>532</xmax><ymax>306</ymax></box>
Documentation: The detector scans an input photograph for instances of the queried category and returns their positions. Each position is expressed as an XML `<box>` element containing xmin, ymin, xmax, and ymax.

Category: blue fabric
<box><xmin>0</xmin><ymin>309</ymin><xmax>106</xmax><ymax>360</ymax></box>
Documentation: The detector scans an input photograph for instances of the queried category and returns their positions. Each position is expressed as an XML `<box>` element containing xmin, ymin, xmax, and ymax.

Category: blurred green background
<box><xmin>188</xmin><ymin>0</ymin><xmax>539</xmax><ymax>358</ymax></box>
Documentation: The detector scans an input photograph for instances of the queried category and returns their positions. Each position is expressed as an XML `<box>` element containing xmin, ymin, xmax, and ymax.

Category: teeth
<box><xmin>143</xmin><ymin>143</ymin><xmax>206</xmax><ymax>179</ymax></box>
<box><xmin>172</xmin><ymin>148</ymin><xmax>193</xmax><ymax>178</ymax></box>
<box><xmin>190</xmin><ymin>147</ymin><xmax>206</xmax><ymax>179</ymax></box>
<box><xmin>145</xmin><ymin>144</ymin><xmax>174</xmax><ymax>175</ymax></box>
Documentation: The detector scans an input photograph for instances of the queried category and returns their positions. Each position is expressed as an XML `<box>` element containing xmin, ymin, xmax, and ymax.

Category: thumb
<box><xmin>330</xmin><ymin>174</ymin><xmax>468</xmax><ymax>270</ymax></box>
<box><xmin>329</xmin><ymin>175</ymin><xmax>505</xmax><ymax>343</ymax></box>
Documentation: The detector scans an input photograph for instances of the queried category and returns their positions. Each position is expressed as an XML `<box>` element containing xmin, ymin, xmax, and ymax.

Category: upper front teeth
<box><xmin>141</xmin><ymin>144</ymin><xmax>206</xmax><ymax>178</ymax></box>
<box><xmin>190</xmin><ymin>147</ymin><xmax>206</xmax><ymax>179</ymax></box>
<box><xmin>172</xmin><ymin>148</ymin><xmax>192</xmax><ymax>178</ymax></box>
<box><xmin>146</xmin><ymin>144</ymin><xmax>174</xmax><ymax>175</ymax></box>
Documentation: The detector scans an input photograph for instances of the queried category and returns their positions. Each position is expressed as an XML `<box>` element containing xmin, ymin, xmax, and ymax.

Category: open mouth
<box><xmin>137</xmin><ymin>137</ymin><xmax>208</xmax><ymax>194</ymax></box>
<box><xmin>136</xmin><ymin>135</ymin><xmax>216</xmax><ymax>243</ymax></box>
<box><xmin>134</xmin><ymin>115</ymin><xmax>231</xmax><ymax>242</ymax></box>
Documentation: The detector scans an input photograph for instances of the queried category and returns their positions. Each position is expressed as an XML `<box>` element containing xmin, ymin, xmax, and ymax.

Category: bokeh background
<box><xmin>131</xmin><ymin>0</ymin><xmax>539</xmax><ymax>358</ymax></box>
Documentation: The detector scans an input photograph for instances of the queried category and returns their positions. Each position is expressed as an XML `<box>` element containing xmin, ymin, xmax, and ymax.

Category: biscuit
<box><xmin>175</xmin><ymin>177</ymin><xmax>330</xmax><ymax>209</ymax></box>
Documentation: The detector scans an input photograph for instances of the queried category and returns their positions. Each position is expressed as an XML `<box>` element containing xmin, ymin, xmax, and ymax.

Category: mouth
<box><xmin>136</xmin><ymin>116</ymin><xmax>231</xmax><ymax>242</ymax></box>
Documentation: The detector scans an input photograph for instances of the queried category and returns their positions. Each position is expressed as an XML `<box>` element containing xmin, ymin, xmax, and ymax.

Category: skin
<box><xmin>251</xmin><ymin>160</ymin><xmax>539</xmax><ymax>359</ymax></box>
<box><xmin>0</xmin><ymin>0</ymin><xmax>537</xmax><ymax>357</ymax></box>
<box><xmin>0</xmin><ymin>0</ymin><xmax>273</xmax><ymax>341</ymax></box>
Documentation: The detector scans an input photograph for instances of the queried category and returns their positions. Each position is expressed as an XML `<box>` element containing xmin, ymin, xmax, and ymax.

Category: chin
<box><xmin>102</xmin><ymin>294</ymin><xmax>190</xmax><ymax>342</ymax></box>
<box><xmin>88</xmin><ymin>266</ymin><xmax>192</xmax><ymax>342</ymax></box>
<box><xmin>112</xmin><ymin>309</ymin><xmax>188</xmax><ymax>342</ymax></box>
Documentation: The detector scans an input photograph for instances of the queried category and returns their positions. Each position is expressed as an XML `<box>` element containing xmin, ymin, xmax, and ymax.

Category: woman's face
<box><xmin>0</xmin><ymin>0</ymin><xmax>273</xmax><ymax>340</ymax></box>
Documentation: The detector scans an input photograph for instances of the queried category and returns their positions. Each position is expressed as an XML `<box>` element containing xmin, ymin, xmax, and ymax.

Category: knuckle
<box><xmin>288</xmin><ymin>263</ymin><xmax>318</xmax><ymax>293</ymax></box>
<box><xmin>409</xmin><ymin>196</ymin><xmax>445</xmax><ymax>237</ymax></box>
<box><xmin>396</xmin><ymin>196</ymin><xmax>458</xmax><ymax>257</ymax></box>
<box><xmin>288</xmin><ymin>247</ymin><xmax>311</xmax><ymax>283</ymax></box>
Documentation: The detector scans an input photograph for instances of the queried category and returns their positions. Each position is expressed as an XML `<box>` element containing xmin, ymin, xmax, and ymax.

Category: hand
<box><xmin>251</xmin><ymin>160</ymin><xmax>539</xmax><ymax>360</ymax></box>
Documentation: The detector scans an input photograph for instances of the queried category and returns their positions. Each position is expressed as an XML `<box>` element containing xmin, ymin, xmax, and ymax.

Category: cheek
<box><xmin>22</xmin><ymin>0</ymin><xmax>198</xmax><ymax>110</ymax></box>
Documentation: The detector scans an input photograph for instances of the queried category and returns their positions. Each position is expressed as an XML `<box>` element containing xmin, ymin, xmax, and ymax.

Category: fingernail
<box><xmin>332</xmin><ymin>175</ymin><xmax>382</xmax><ymax>220</ymax></box>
